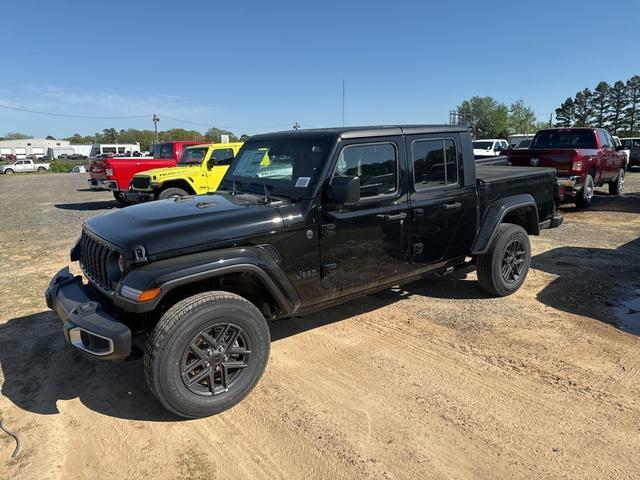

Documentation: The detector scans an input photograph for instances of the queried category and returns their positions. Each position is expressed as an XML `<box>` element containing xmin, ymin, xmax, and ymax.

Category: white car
<box><xmin>0</xmin><ymin>159</ymin><xmax>50</xmax><ymax>174</ymax></box>
<box><xmin>473</xmin><ymin>139</ymin><xmax>509</xmax><ymax>157</ymax></box>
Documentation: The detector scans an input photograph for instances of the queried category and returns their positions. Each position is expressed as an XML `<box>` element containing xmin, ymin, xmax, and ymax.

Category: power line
<box><xmin>0</xmin><ymin>103</ymin><xmax>149</xmax><ymax>119</ymax></box>
<box><xmin>0</xmin><ymin>103</ymin><xmax>301</xmax><ymax>132</ymax></box>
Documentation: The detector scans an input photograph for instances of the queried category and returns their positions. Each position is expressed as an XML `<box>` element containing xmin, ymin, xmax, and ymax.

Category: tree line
<box><xmin>555</xmin><ymin>76</ymin><xmax>640</xmax><ymax>135</ymax></box>
<box><xmin>456</xmin><ymin>97</ymin><xmax>545</xmax><ymax>139</ymax></box>
<box><xmin>64</xmin><ymin>127</ymin><xmax>247</xmax><ymax>151</ymax></box>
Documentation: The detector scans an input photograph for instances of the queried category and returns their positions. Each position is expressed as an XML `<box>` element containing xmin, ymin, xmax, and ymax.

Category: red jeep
<box><xmin>505</xmin><ymin>128</ymin><xmax>627</xmax><ymax>208</ymax></box>
<box><xmin>89</xmin><ymin>141</ymin><xmax>205</xmax><ymax>205</ymax></box>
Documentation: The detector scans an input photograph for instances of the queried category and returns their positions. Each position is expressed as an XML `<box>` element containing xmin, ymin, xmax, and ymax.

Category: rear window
<box><xmin>473</xmin><ymin>141</ymin><xmax>493</xmax><ymax>149</ymax></box>
<box><xmin>532</xmin><ymin>130</ymin><xmax>597</xmax><ymax>149</ymax></box>
<box><xmin>152</xmin><ymin>143</ymin><xmax>175</xmax><ymax>159</ymax></box>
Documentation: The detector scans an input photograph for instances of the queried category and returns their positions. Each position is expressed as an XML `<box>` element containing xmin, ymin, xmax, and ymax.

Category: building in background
<box><xmin>89</xmin><ymin>143</ymin><xmax>141</xmax><ymax>156</ymax></box>
<box><xmin>0</xmin><ymin>138</ymin><xmax>71</xmax><ymax>159</ymax></box>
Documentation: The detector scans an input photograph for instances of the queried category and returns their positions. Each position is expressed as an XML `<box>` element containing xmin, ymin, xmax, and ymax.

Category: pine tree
<box><xmin>555</xmin><ymin>97</ymin><xmax>575</xmax><ymax>127</ymax></box>
<box><xmin>625</xmin><ymin>75</ymin><xmax>640</xmax><ymax>135</ymax></box>
<box><xmin>607</xmin><ymin>81</ymin><xmax>628</xmax><ymax>134</ymax></box>
<box><xmin>574</xmin><ymin>88</ymin><xmax>594</xmax><ymax>127</ymax></box>
<box><xmin>592</xmin><ymin>81</ymin><xmax>611</xmax><ymax>127</ymax></box>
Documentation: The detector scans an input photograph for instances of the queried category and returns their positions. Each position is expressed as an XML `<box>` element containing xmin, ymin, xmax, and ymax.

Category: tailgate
<box><xmin>509</xmin><ymin>149</ymin><xmax>573</xmax><ymax>175</ymax></box>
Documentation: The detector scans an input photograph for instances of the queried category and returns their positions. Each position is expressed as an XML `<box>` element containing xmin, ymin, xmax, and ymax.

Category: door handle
<box><xmin>377</xmin><ymin>212</ymin><xmax>407</xmax><ymax>222</ymax></box>
<box><xmin>442</xmin><ymin>202</ymin><xmax>462</xmax><ymax>210</ymax></box>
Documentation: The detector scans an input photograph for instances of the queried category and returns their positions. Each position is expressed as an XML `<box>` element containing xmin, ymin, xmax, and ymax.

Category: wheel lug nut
<box><xmin>205</xmin><ymin>362</ymin><xmax>211</xmax><ymax>368</ymax></box>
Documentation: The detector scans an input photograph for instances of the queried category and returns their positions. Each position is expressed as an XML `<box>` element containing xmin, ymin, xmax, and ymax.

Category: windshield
<box><xmin>473</xmin><ymin>141</ymin><xmax>493</xmax><ymax>149</ymax></box>
<box><xmin>151</xmin><ymin>143</ymin><xmax>175</xmax><ymax>159</ymax></box>
<box><xmin>532</xmin><ymin>130</ymin><xmax>597</xmax><ymax>149</ymax></box>
<box><xmin>178</xmin><ymin>147</ymin><xmax>208</xmax><ymax>166</ymax></box>
<box><xmin>221</xmin><ymin>138</ymin><xmax>330</xmax><ymax>198</ymax></box>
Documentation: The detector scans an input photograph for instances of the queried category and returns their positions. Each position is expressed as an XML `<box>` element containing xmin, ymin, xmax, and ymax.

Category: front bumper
<box><xmin>123</xmin><ymin>190</ymin><xmax>154</xmax><ymax>203</ymax></box>
<box><xmin>88</xmin><ymin>178</ymin><xmax>119</xmax><ymax>191</ymax></box>
<box><xmin>45</xmin><ymin>267</ymin><xmax>131</xmax><ymax>360</ymax></box>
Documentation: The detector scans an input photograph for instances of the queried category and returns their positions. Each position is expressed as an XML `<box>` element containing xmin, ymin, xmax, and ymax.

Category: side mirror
<box><xmin>329</xmin><ymin>176</ymin><xmax>360</xmax><ymax>206</ymax></box>
<box><xmin>615</xmin><ymin>145</ymin><xmax>625</xmax><ymax>152</ymax></box>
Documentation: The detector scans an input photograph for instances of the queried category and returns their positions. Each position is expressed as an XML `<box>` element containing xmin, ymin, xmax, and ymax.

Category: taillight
<box><xmin>571</xmin><ymin>150</ymin><xmax>583</xmax><ymax>172</ymax></box>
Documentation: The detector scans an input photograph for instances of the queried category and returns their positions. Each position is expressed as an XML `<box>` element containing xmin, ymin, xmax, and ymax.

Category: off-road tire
<box><xmin>608</xmin><ymin>168</ymin><xmax>624</xmax><ymax>196</ymax></box>
<box><xmin>158</xmin><ymin>187</ymin><xmax>189</xmax><ymax>199</ymax></box>
<box><xmin>112</xmin><ymin>191</ymin><xmax>131</xmax><ymax>206</ymax></box>
<box><xmin>477</xmin><ymin>223</ymin><xmax>531</xmax><ymax>297</ymax></box>
<box><xmin>4</xmin><ymin>168</ymin><xmax>14</xmax><ymax>174</ymax></box>
<box><xmin>575</xmin><ymin>174</ymin><xmax>594</xmax><ymax>208</ymax></box>
<box><xmin>144</xmin><ymin>291</ymin><xmax>270</xmax><ymax>418</ymax></box>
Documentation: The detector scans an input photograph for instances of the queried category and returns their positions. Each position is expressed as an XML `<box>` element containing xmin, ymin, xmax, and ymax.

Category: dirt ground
<box><xmin>1</xmin><ymin>172</ymin><xmax>640</xmax><ymax>480</ymax></box>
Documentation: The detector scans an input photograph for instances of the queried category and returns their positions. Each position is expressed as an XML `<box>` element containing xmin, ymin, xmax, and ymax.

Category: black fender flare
<box><xmin>113</xmin><ymin>246</ymin><xmax>300</xmax><ymax>315</ymax></box>
<box><xmin>471</xmin><ymin>194</ymin><xmax>539</xmax><ymax>255</ymax></box>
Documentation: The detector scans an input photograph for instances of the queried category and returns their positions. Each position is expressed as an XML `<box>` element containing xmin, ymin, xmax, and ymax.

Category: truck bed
<box><xmin>476</xmin><ymin>165</ymin><xmax>557</xmax><ymax>227</ymax></box>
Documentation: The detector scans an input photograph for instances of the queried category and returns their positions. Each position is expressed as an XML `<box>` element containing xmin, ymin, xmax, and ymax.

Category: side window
<box><xmin>597</xmin><ymin>130</ymin><xmax>609</xmax><ymax>148</ymax></box>
<box><xmin>413</xmin><ymin>138</ymin><xmax>458</xmax><ymax>189</ymax></box>
<box><xmin>335</xmin><ymin>143</ymin><xmax>397</xmax><ymax>198</ymax></box>
<box><xmin>209</xmin><ymin>148</ymin><xmax>235</xmax><ymax>167</ymax></box>
<box><xmin>604</xmin><ymin>131</ymin><xmax>615</xmax><ymax>149</ymax></box>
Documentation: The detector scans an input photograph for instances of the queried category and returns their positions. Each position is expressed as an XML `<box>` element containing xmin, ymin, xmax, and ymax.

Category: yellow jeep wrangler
<box><xmin>128</xmin><ymin>142</ymin><xmax>244</xmax><ymax>201</ymax></box>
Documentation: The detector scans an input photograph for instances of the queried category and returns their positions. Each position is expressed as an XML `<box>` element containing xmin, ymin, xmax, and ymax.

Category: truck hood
<box><xmin>84</xmin><ymin>193</ymin><xmax>285</xmax><ymax>260</ymax></box>
<box><xmin>134</xmin><ymin>165</ymin><xmax>200</xmax><ymax>181</ymax></box>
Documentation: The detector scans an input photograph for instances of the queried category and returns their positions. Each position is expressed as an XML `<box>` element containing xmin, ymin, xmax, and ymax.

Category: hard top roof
<box><xmin>249</xmin><ymin>124</ymin><xmax>469</xmax><ymax>141</ymax></box>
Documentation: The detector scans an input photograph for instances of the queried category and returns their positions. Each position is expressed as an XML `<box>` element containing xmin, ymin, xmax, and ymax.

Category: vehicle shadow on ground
<box><xmin>531</xmin><ymin>236</ymin><xmax>640</xmax><ymax>334</ymax></box>
<box><xmin>0</xmin><ymin>311</ymin><xmax>175</xmax><ymax>422</ymax></box>
<box><xmin>0</xmin><ymin>277</ymin><xmax>490</xmax><ymax>421</ymax></box>
<box><xmin>560</xmin><ymin>191</ymin><xmax>640</xmax><ymax>214</ymax></box>
<box><xmin>54</xmin><ymin>201</ymin><xmax>121</xmax><ymax>211</ymax></box>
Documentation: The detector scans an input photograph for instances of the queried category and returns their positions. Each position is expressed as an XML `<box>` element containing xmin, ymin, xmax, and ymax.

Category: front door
<box><xmin>319</xmin><ymin>138</ymin><xmax>411</xmax><ymax>296</ymax></box>
<box><xmin>206</xmin><ymin>147</ymin><xmax>235</xmax><ymax>192</ymax></box>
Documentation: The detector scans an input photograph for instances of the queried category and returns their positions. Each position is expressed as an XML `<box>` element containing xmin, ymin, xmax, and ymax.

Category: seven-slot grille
<box><xmin>130</xmin><ymin>176</ymin><xmax>151</xmax><ymax>190</ymax></box>
<box><xmin>79</xmin><ymin>230</ymin><xmax>115</xmax><ymax>291</ymax></box>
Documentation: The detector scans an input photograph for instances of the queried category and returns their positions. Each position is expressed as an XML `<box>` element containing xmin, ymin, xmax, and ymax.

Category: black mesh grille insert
<box><xmin>79</xmin><ymin>230</ymin><xmax>114</xmax><ymax>291</ymax></box>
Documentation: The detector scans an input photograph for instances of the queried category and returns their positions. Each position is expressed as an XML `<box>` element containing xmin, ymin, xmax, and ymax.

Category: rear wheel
<box><xmin>477</xmin><ymin>223</ymin><xmax>531</xmax><ymax>297</ymax></box>
<box><xmin>158</xmin><ymin>187</ymin><xmax>189</xmax><ymax>199</ymax></box>
<box><xmin>37</xmin><ymin>166</ymin><xmax>46</xmax><ymax>173</ymax></box>
<box><xmin>575</xmin><ymin>174</ymin><xmax>594</xmax><ymax>208</ymax></box>
<box><xmin>144</xmin><ymin>291</ymin><xmax>270</xmax><ymax>418</ymax></box>
<box><xmin>608</xmin><ymin>168</ymin><xmax>624</xmax><ymax>196</ymax></box>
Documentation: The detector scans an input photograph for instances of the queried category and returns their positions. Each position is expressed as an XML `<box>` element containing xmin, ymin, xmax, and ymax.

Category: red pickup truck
<box><xmin>89</xmin><ymin>141</ymin><xmax>205</xmax><ymax>204</ymax></box>
<box><xmin>505</xmin><ymin>128</ymin><xmax>626</xmax><ymax>208</ymax></box>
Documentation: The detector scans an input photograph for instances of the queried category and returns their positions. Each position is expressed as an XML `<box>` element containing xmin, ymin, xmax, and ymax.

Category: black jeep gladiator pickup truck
<box><xmin>45</xmin><ymin>125</ymin><xmax>563</xmax><ymax>418</ymax></box>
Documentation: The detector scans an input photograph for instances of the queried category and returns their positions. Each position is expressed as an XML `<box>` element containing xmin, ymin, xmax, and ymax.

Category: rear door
<box><xmin>406</xmin><ymin>133</ymin><xmax>477</xmax><ymax>264</ymax></box>
<box><xmin>319</xmin><ymin>137</ymin><xmax>412</xmax><ymax>294</ymax></box>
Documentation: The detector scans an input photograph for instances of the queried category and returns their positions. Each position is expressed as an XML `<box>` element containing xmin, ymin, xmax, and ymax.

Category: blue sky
<box><xmin>1</xmin><ymin>0</ymin><xmax>638</xmax><ymax>138</ymax></box>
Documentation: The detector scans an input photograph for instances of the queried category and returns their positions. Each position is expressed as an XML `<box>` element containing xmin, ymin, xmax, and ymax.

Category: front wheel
<box><xmin>144</xmin><ymin>291</ymin><xmax>270</xmax><ymax>418</ymax></box>
<box><xmin>608</xmin><ymin>168</ymin><xmax>624</xmax><ymax>196</ymax></box>
<box><xmin>158</xmin><ymin>187</ymin><xmax>189</xmax><ymax>199</ymax></box>
<box><xmin>477</xmin><ymin>223</ymin><xmax>531</xmax><ymax>297</ymax></box>
<box><xmin>112</xmin><ymin>191</ymin><xmax>131</xmax><ymax>206</ymax></box>
<box><xmin>575</xmin><ymin>174</ymin><xmax>594</xmax><ymax>208</ymax></box>
<box><xmin>4</xmin><ymin>168</ymin><xmax>14</xmax><ymax>174</ymax></box>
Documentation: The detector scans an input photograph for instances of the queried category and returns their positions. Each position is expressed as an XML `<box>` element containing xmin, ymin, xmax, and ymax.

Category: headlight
<box><xmin>107</xmin><ymin>252</ymin><xmax>126</xmax><ymax>283</ymax></box>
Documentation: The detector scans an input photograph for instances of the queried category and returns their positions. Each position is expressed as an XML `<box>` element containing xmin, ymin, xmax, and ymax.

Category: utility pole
<box><xmin>342</xmin><ymin>79</ymin><xmax>345</xmax><ymax>127</ymax></box>
<box><xmin>293</xmin><ymin>122</ymin><xmax>300</xmax><ymax>130</ymax></box>
<box><xmin>153</xmin><ymin>114</ymin><xmax>160</xmax><ymax>143</ymax></box>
